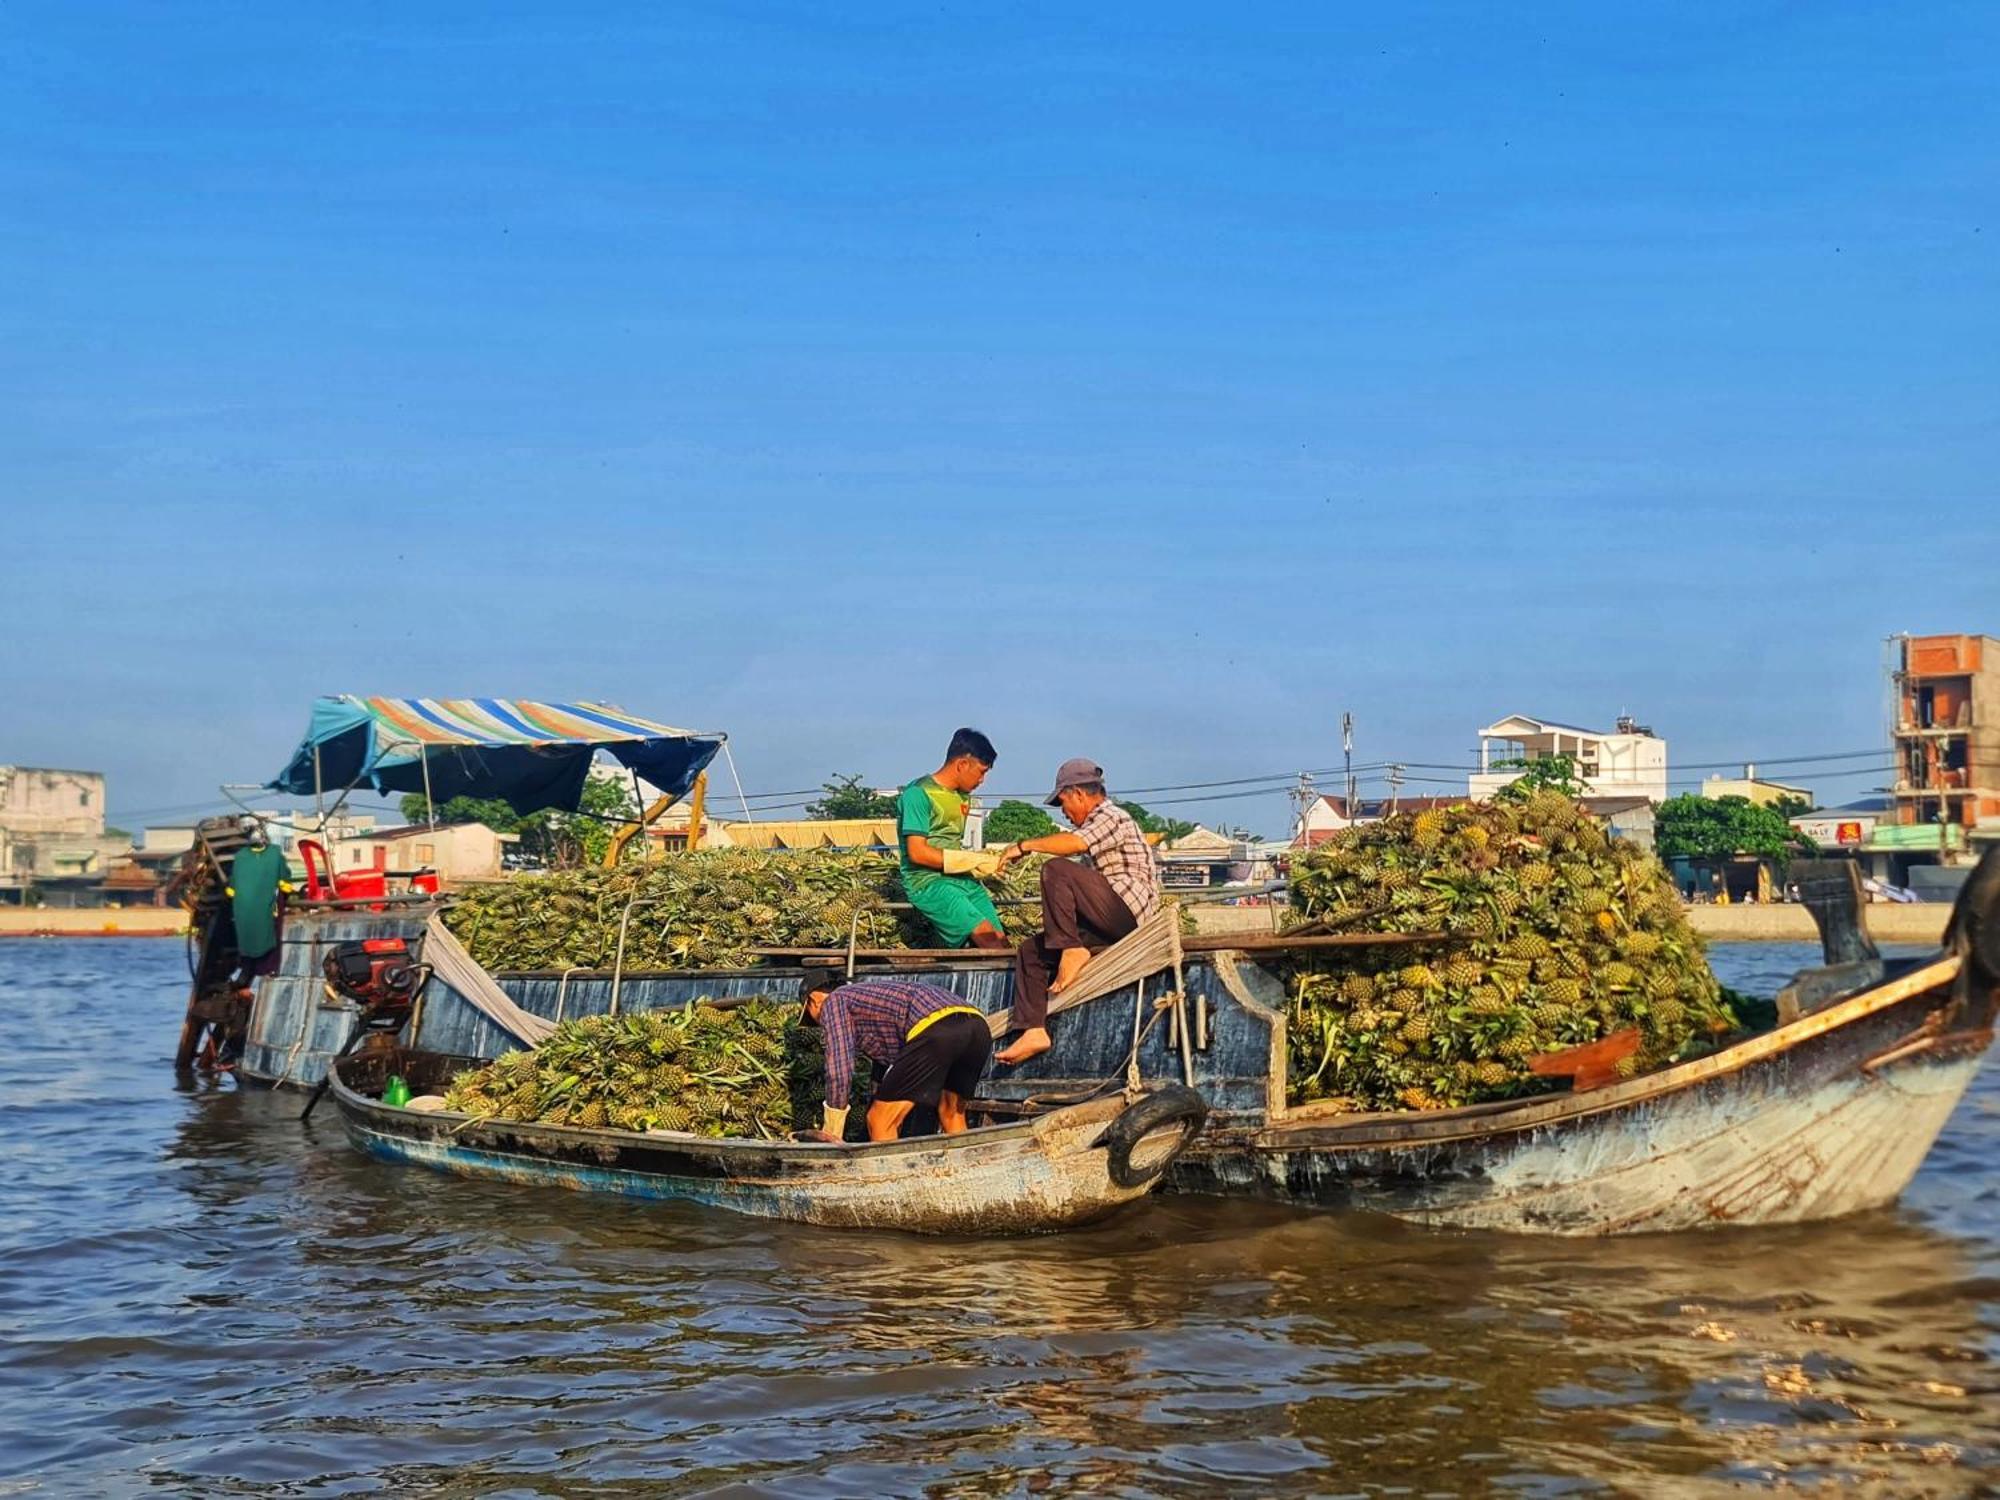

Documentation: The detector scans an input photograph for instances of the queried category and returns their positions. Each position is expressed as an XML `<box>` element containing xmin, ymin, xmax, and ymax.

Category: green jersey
<box><xmin>897</xmin><ymin>774</ymin><xmax>969</xmax><ymax>893</ymax></box>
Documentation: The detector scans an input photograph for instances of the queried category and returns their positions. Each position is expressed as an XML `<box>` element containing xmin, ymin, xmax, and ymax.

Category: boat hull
<box><xmin>330</xmin><ymin>1054</ymin><xmax>1200</xmax><ymax>1235</ymax></box>
<box><xmin>1174</xmin><ymin>955</ymin><xmax>1992</xmax><ymax>1234</ymax></box>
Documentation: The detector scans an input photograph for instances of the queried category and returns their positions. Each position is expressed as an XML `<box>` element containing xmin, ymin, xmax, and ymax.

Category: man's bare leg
<box><xmin>997</xmin><ymin>945</ymin><xmax>1091</xmax><ymax>1062</ymax></box>
<box><xmin>968</xmin><ymin>921</ymin><xmax>1009</xmax><ymax>950</ymax></box>
<box><xmin>937</xmin><ymin>1090</ymin><xmax>970</xmax><ymax>1133</ymax></box>
<box><xmin>866</xmin><ymin>1098</ymin><xmax>915</xmax><ymax>1140</ymax></box>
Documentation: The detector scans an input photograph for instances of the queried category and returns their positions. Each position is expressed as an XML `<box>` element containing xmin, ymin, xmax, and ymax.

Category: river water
<box><xmin>2</xmin><ymin>940</ymin><xmax>1994</xmax><ymax>1497</ymax></box>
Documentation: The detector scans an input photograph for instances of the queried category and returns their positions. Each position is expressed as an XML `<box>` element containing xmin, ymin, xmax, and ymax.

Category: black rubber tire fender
<box><xmin>1096</xmin><ymin>1085</ymin><xmax>1209</xmax><ymax>1189</ymax></box>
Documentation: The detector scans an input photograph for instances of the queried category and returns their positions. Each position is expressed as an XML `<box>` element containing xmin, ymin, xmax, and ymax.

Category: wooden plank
<box><xmin>749</xmin><ymin>931</ymin><xmax>1444</xmax><ymax>963</ymax></box>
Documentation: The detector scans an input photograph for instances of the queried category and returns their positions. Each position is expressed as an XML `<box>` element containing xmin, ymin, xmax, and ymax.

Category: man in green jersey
<box><xmin>898</xmin><ymin>727</ymin><xmax>1008</xmax><ymax>949</ymax></box>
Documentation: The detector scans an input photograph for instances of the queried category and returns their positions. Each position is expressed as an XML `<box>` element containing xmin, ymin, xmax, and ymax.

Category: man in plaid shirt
<box><xmin>992</xmin><ymin>758</ymin><xmax>1162</xmax><ymax>1063</ymax></box>
<box><xmin>798</xmin><ymin>975</ymin><xmax>993</xmax><ymax>1141</ymax></box>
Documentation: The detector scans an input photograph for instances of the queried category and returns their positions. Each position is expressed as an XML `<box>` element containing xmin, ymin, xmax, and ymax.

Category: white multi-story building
<box><xmin>0</xmin><ymin>766</ymin><xmax>129</xmax><ymax>898</ymax></box>
<box><xmin>1469</xmin><ymin>715</ymin><xmax>1669</xmax><ymax>804</ymax></box>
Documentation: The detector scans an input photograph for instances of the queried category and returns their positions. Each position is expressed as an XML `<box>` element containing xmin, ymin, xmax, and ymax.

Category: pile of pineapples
<box><xmin>1286</xmin><ymin>791</ymin><xmax>1737</xmax><ymax>1112</ymax></box>
<box><xmin>443</xmin><ymin>848</ymin><xmax>1044</xmax><ymax>971</ymax></box>
<box><xmin>440</xmin><ymin>1003</ymin><xmax>811</xmax><ymax>1138</ymax></box>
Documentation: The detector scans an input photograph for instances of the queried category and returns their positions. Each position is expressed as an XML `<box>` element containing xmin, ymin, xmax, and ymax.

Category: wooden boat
<box><xmin>1162</xmin><ymin>852</ymin><xmax>2000</xmax><ymax>1234</ymax></box>
<box><xmin>232</xmin><ymin>844</ymin><xmax>2000</xmax><ymax>1237</ymax></box>
<box><xmin>327</xmin><ymin>1047</ymin><xmax>1209</xmax><ymax>1235</ymax></box>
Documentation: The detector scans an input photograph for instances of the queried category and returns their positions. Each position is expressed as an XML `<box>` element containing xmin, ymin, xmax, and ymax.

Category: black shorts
<box><xmin>874</xmin><ymin>1011</ymin><xmax>993</xmax><ymax>1107</ymax></box>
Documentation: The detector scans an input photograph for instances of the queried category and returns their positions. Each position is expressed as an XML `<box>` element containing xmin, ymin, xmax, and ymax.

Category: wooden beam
<box><xmin>748</xmin><ymin>930</ymin><xmax>1445</xmax><ymax>963</ymax></box>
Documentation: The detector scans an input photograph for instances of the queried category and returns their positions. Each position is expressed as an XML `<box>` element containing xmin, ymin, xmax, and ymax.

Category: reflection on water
<box><xmin>1</xmin><ymin>940</ymin><xmax>1994</xmax><ymax>1495</ymax></box>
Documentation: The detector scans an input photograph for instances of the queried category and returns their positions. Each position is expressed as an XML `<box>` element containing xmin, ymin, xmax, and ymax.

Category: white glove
<box><xmin>941</xmin><ymin>848</ymin><xmax>1003</xmax><ymax>878</ymax></box>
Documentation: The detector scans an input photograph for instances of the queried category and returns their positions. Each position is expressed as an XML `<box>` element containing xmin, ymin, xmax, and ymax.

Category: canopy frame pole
<box><xmin>420</xmin><ymin>743</ymin><xmax>436</xmax><ymax>830</ymax></box>
<box><xmin>721</xmin><ymin>739</ymin><xmax>755</xmax><ymax>824</ymax></box>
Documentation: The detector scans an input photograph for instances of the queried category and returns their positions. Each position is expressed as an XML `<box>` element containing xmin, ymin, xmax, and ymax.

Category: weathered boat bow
<box><xmin>1174</xmin><ymin>846</ymin><xmax>2000</xmax><ymax>1234</ymax></box>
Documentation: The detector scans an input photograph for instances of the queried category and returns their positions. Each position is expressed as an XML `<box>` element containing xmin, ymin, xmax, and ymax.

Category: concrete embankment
<box><xmin>1186</xmin><ymin>901</ymin><xmax>1949</xmax><ymax>945</ymax></box>
<box><xmin>1683</xmin><ymin>902</ymin><xmax>1947</xmax><ymax>945</ymax></box>
<box><xmin>0</xmin><ymin>907</ymin><xmax>188</xmax><ymax>938</ymax></box>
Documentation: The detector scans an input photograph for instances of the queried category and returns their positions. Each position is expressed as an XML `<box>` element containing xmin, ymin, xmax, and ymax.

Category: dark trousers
<box><xmin>1012</xmin><ymin>859</ymin><xmax>1137</xmax><ymax>1030</ymax></box>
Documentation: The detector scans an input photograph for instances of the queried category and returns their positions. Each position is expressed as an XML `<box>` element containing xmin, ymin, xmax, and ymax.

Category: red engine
<box><xmin>323</xmin><ymin>938</ymin><xmax>422</xmax><ymax>1016</ymax></box>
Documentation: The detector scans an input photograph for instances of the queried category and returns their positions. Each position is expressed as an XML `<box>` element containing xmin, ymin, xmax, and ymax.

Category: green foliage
<box><xmin>443</xmin><ymin>847</ymin><xmax>1048</xmax><ymax>971</ymax></box>
<box><xmin>406</xmin><ymin>777</ymin><xmax>636</xmax><ymax>866</ymax></box>
<box><xmin>442</xmin><ymin>1002</ymin><xmax>802</xmax><ymax>1139</ymax></box>
<box><xmin>104</xmin><ymin>824</ymin><xmax>132</xmax><ymax>840</ymax></box>
<box><xmin>1118</xmin><ymin>800</ymin><xmax>1196</xmax><ymax>842</ymax></box>
<box><xmin>1770</xmin><ymin>793</ymin><xmax>1814</xmax><ymax>819</ymax></box>
<box><xmin>401</xmin><ymin>793</ymin><xmax>526</xmax><ymax>834</ymax></box>
<box><xmin>1495</xmin><ymin>752</ymin><xmax>1587</xmax><ymax>800</ymax></box>
<box><xmin>985</xmin><ymin>798</ymin><xmax>1057</xmax><ymax>844</ymax></box>
<box><xmin>807</xmin><ymin>773</ymin><xmax>896</xmax><ymax>820</ymax></box>
<box><xmin>1654</xmin><ymin>795</ymin><xmax>1802</xmax><ymax>862</ymax></box>
<box><xmin>1284</xmin><ymin>792</ymin><xmax>1737</xmax><ymax>1112</ymax></box>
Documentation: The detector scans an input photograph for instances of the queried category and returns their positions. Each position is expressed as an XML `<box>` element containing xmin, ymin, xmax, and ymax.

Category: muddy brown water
<box><xmin>2</xmin><ymin>940</ymin><xmax>1994</xmax><ymax>1496</ymax></box>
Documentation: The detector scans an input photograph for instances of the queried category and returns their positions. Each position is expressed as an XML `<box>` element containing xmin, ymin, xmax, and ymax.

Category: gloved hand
<box><xmin>941</xmin><ymin>848</ymin><xmax>1004</xmax><ymax>879</ymax></box>
<box><xmin>821</xmin><ymin>1104</ymin><xmax>850</xmax><ymax>1140</ymax></box>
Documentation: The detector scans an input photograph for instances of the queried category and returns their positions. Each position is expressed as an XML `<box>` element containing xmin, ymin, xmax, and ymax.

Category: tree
<box><xmin>551</xmin><ymin>774</ymin><xmax>641</xmax><ymax>866</ymax></box>
<box><xmin>1495</xmin><ymin>752</ymin><xmax>1587</xmax><ymax>801</ymax></box>
<box><xmin>807</xmin><ymin>773</ymin><xmax>896</xmax><ymax>820</ymax></box>
<box><xmin>1654</xmin><ymin>795</ymin><xmax>1805</xmax><ymax>862</ymax></box>
<box><xmin>1117</xmin><ymin>800</ymin><xmax>1197</xmax><ymax>843</ymax></box>
<box><xmin>1770</xmin><ymin>793</ymin><xmax>1814</xmax><ymax>819</ymax></box>
<box><xmin>985</xmin><ymin>799</ymin><xmax>1057</xmax><ymax>844</ymax></box>
<box><xmin>400</xmin><ymin>793</ymin><xmax>525</xmax><ymax>833</ymax></box>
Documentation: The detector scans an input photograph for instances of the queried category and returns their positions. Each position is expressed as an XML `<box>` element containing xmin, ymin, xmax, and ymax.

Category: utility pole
<box><xmin>1290</xmin><ymin>770</ymin><xmax>1316</xmax><ymax>844</ymax></box>
<box><xmin>1342</xmin><ymin>712</ymin><xmax>1355</xmax><ymax>824</ymax></box>
<box><xmin>1387</xmin><ymin>762</ymin><xmax>1406</xmax><ymax>815</ymax></box>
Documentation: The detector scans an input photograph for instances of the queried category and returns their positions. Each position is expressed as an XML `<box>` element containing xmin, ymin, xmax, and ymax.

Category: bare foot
<box><xmin>1049</xmin><ymin>946</ymin><xmax>1092</xmax><ymax>996</ymax></box>
<box><xmin>995</xmin><ymin>1027</ymin><xmax>1052</xmax><ymax>1065</ymax></box>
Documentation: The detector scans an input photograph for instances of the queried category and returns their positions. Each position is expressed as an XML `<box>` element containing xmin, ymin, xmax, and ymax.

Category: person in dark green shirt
<box><xmin>898</xmin><ymin>727</ymin><xmax>1008</xmax><ymax>949</ymax></box>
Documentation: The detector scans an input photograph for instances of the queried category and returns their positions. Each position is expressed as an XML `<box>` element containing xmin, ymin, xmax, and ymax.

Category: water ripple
<box><xmin>0</xmin><ymin>939</ymin><xmax>1994</xmax><ymax>1495</ymax></box>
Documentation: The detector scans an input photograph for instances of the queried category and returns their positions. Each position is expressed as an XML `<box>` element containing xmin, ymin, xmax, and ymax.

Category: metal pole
<box><xmin>420</xmin><ymin>744</ymin><xmax>436</xmax><ymax>831</ymax></box>
<box><xmin>1342</xmin><ymin>712</ymin><xmax>1355</xmax><ymax>822</ymax></box>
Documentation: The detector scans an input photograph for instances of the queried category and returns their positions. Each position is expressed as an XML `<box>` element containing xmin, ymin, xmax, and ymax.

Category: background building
<box><xmin>0</xmin><ymin>766</ymin><xmax>131</xmax><ymax>904</ymax></box>
<box><xmin>1699</xmin><ymin>767</ymin><xmax>1813</xmax><ymax>809</ymax></box>
<box><xmin>330</xmin><ymin>823</ymin><xmax>508</xmax><ymax>885</ymax></box>
<box><xmin>1469</xmin><ymin>715</ymin><xmax>1668</xmax><ymax>803</ymax></box>
<box><xmin>1888</xmin><ymin>632</ymin><xmax>2000</xmax><ymax>868</ymax></box>
<box><xmin>1297</xmin><ymin>794</ymin><xmax>1464</xmax><ymax>847</ymax></box>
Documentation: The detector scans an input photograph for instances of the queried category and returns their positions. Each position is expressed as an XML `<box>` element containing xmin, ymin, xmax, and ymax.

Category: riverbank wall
<box><xmin>0</xmin><ymin>901</ymin><xmax>1951</xmax><ymax>946</ymax></box>
<box><xmin>1184</xmin><ymin>901</ymin><xmax>1950</xmax><ymax>945</ymax></box>
<box><xmin>0</xmin><ymin>907</ymin><xmax>188</xmax><ymax>938</ymax></box>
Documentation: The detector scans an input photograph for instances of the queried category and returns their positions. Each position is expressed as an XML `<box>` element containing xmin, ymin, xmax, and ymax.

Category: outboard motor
<box><xmin>300</xmin><ymin>938</ymin><xmax>427</xmax><ymax>1121</ymax></box>
<box><xmin>322</xmin><ymin>938</ymin><xmax>423</xmax><ymax>1050</ymax></box>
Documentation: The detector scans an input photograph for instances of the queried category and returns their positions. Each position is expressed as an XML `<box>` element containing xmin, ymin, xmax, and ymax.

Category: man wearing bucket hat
<box><xmin>991</xmin><ymin>757</ymin><xmax>1161</xmax><ymax>1064</ymax></box>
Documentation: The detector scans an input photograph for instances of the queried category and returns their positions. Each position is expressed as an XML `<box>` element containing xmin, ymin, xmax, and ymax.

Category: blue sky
<box><xmin>4</xmin><ymin>2</ymin><xmax>1994</xmax><ymax>834</ymax></box>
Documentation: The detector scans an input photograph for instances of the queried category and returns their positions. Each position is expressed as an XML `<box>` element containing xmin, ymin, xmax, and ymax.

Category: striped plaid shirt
<box><xmin>1076</xmin><ymin>800</ymin><xmax>1162</xmax><ymax>922</ymax></box>
<box><xmin>818</xmin><ymin>978</ymin><xmax>968</xmax><ymax>1105</ymax></box>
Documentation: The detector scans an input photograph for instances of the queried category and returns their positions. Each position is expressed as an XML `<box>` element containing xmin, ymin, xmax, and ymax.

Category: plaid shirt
<box><xmin>818</xmin><ymin>978</ymin><xmax>969</xmax><ymax>1105</ymax></box>
<box><xmin>1076</xmin><ymin>800</ymin><xmax>1162</xmax><ymax>922</ymax></box>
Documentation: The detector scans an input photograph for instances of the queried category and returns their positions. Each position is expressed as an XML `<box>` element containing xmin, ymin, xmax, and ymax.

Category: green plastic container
<box><xmin>383</xmin><ymin>1074</ymin><xmax>412</xmax><ymax>1108</ymax></box>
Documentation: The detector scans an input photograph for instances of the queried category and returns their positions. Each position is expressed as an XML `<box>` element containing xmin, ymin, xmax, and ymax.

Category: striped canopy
<box><xmin>268</xmin><ymin>696</ymin><xmax>725</xmax><ymax>813</ymax></box>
